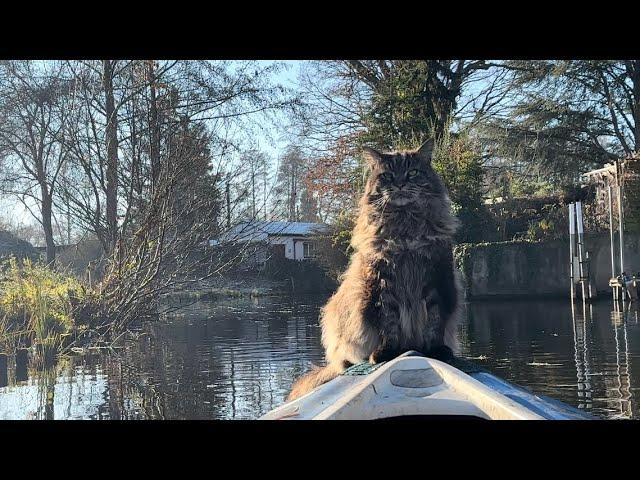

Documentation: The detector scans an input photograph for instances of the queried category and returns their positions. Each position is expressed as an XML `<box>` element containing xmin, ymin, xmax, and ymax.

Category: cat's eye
<box><xmin>408</xmin><ymin>169</ymin><xmax>419</xmax><ymax>178</ymax></box>
<box><xmin>380</xmin><ymin>172</ymin><xmax>393</xmax><ymax>181</ymax></box>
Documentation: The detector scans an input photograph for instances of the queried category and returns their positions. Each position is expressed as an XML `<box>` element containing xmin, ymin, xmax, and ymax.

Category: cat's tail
<box><xmin>287</xmin><ymin>363</ymin><xmax>342</xmax><ymax>402</ymax></box>
<box><xmin>443</xmin><ymin>315</ymin><xmax>460</xmax><ymax>355</ymax></box>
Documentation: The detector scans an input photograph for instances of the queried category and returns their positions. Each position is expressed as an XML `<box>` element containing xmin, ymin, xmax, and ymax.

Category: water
<box><xmin>0</xmin><ymin>295</ymin><xmax>639</xmax><ymax>420</ymax></box>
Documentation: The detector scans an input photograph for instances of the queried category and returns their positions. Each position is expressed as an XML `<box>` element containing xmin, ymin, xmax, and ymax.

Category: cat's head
<box><xmin>362</xmin><ymin>140</ymin><xmax>446</xmax><ymax>209</ymax></box>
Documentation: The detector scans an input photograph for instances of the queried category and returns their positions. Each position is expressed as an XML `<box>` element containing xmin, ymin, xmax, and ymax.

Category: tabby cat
<box><xmin>287</xmin><ymin>140</ymin><xmax>461</xmax><ymax>401</ymax></box>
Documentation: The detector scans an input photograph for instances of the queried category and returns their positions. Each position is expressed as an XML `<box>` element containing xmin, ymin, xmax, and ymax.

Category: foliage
<box><xmin>433</xmin><ymin>129</ymin><xmax>492</xmax><ymax>243</ymax></box>
<box><xmin>361</xmin><ymin>61</ymin><xmax>446</xmax><ymax>149</ymax></box>
<box><xmin>625</xmin><ymin>156</ymin><xmax>640</xmax><ymax>233</ymax></box>
<box><xmin>298</xmin><ymin>60</ymin><xmax>495</xmax><ymax>152</ymax></box>
<box><xmin>476</xmin><ymin>60</ymin><xmax>640</xmax><ymax>192</ymax></box>
<box><xmin>262</xmin><ymin>255</ymin><xmax>336</xmax><ymax>293</ymax></box>
<box><xmin>454</xmin><ymin>239</ymin><xmax>542</xmax><ymax>293</ymax></box>
<box><xmin>0</xmin><ymin>257</ymin><xmax>86</xmax><ymax>353</ymax></box>
<box><xmin>272</xmin><ymin>145</ymin><xmax>310</xmax><ymax>221</ymax></box>
<box><xmin>312</xmin><ymin>211</ymin><xmax>355</xmax><ymax>281</ymax></box>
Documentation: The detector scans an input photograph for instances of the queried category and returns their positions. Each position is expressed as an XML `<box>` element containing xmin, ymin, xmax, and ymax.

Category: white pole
<box><xmin>618</xmin><ymin>184</ymin><xmax>625</xmax><ymax>280</ymax></box>
<box><xmin>608</xmin><ymin>185</ymin><xmax>617</xmax><ymax>301</ymax></box>
<box><xmin>576</xmin><ymin>202</ymin><xmax>587</xmax><ymax>300</ymax></box>
<box><xmin>569</xmin><ymin>203</ymin><xmax>576</xmax><ymax>300</ymax></box>
<box><xmin>608</xmin><ymin>185</ymin><xmax>616</xmax><ymax>278</ymax></box>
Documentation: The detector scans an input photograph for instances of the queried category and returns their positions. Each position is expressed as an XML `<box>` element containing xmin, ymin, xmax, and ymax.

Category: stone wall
<box><xmin>455</xmin><ymin>233</ymin><xmax>640</xmax><ymax>299</ymax></box>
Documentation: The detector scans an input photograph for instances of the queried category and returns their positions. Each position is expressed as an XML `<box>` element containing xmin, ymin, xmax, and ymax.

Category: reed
<box><xmin>0</xmin><ymin>257</ymin><xmax>86</xmax><ymax>355</ymax></box>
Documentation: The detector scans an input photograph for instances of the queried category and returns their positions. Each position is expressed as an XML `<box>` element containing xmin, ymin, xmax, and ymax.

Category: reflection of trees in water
<box><xmin>462</xmin><ymin>299</ymin><xmax>639</xmax><ymax>418</ymax></box>
<box><xmin>0</xmin><ymin>354</ymin><xmax>7</xmax><ymax>388</ymax></box>
<box><xmin>31</xmin><ymin>358</ymin><xmax>58</xmax><ymax>420</ymax></box>
<box><xmin>99</xmin><ymin>295</ymin><xmax>326</xmax><ymax>419</ymax></box>
<box><xmin>464</xmin><ymin>300</ymin><xmax>574</xmax><ymax>390</ymax></box>
<box><xmin>3</xmin><ymin>295</ymin><xmax>638</xmax><ymax>419</ymax></box>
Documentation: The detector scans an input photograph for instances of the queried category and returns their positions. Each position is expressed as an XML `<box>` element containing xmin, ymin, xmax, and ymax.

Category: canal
<box><xmin>0</xmin><ymin>295</ymin><xmax>638</xmax><ymax>419</ymax></box>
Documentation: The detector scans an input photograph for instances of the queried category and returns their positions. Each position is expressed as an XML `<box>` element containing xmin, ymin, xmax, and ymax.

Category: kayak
<box><xmin>260</xmin><ymin>351</ymin><xmax>595</xmax><ymax>420</ymax></box>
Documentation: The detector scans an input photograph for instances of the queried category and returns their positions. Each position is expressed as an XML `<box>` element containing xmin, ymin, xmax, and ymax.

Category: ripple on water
<box><xmin>1</xmin><ymin>297</ymin><xmax>639</xmax><ymax>419</ymax></box>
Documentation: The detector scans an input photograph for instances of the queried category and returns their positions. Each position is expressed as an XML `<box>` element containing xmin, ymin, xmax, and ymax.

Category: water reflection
<box><xmin>0</xmin><ymin>295</ymin><xmax>639</xmax><ymax>419</ymax></box>
<box><xmin>461</xmin><ymin>299</ymin><xmax>640</xmax><ymax>419</ymax></box>
<box><xmin>0</xmin><ymin>295</ymin><xmax>325</xmax><ymax>420</ymax></box>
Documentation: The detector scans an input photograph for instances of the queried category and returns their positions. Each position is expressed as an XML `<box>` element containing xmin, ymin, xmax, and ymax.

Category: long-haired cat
<box><xmin>287</xmin><ymin>139</ymin><xmax>461</xmax><ymax>401</ymax></box>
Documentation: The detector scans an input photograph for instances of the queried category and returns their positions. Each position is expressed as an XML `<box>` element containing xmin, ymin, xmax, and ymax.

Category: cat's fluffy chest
<box><xmin>382</xmin><ymin>249</ymin><xmax>439</xmax><ymax>294</ymax></box>
<box><xmin>373</xmin><ymin>249</ymin><xmax>441</xmax><ymax>348</ymax></box>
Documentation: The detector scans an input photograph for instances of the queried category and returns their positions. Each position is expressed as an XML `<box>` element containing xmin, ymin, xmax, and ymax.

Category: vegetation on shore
<box><xmin>2</xmin><ymin>59</ymin><xmax>640</xmax><ymax>363</ymax></box>
<box><xmin>0</xmin><ymin>258</ymin><xmax>87</xmax><ymax>356</ymax></box>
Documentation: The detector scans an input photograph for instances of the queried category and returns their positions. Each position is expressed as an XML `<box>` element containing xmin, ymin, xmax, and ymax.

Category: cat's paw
<box><xmin>369</xmin><ymin>347</ymin><xmax>397</xmax><ymax>364</ymax></box>
<box><xmin>426</xmin><ymin>345</ymin><xmax>454</xmax><ymax>362</ymax></box>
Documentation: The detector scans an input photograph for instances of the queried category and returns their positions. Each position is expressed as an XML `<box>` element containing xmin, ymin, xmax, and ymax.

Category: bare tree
<box><xmin>295</xmin><ymin>60</ymin><xmax>498</xmax><ymax>152</ymax></box>
<box><xmin>0</xmin><ymin>60</ymin><xmax>74</xmax><ymax>263</ymax></box>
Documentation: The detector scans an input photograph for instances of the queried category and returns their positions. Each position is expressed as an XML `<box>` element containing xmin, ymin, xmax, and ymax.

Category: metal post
<box><xmin>608</xmin><ymin>185</ymin><xmax>617</xmax><ymax>301</ymax></box>
<box><xmin>576</xmin><ymin>202</ymin><xmax>587</xmax><ymax>300</ymax></box>
<box><xmin>618</xmin><ymin>184</ymin><xmax>625</xmax><ymax>282</ymax></box>
<box><xmin>569</xmin><ymin>203</ymin><xmax>576</xmax><ymax>300</ymax></box>
<box><xmin>586</xmin><ymin>251</ymin><xmax>595</xmax><ymax>299</ymax></box>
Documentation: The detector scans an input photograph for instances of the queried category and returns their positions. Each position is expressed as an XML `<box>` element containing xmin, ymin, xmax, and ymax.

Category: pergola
<box><xmin>581</xmin><ymin>159</ymin><xmax>627</xmax><ymax>301</ymax></box>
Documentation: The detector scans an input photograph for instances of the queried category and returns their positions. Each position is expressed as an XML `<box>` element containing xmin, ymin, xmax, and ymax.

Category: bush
<box><xmin>262</xmin><ymin>255</ymin><xmax>336</xmax><ymax>293</ymax></box>
<box><xmin>433</xmin><ymin>130</ymin><xmax>491</xmax><ymax>243</ymax></box>
<box><xmin>0</xmin><ymin>257</ymin><xmax>86</xmax><ymax>354</ymax></box>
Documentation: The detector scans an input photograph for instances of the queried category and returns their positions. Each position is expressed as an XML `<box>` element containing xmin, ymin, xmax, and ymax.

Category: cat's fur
<box><xmin>287</xmin><ymin>140</ymin><xmax>461</xmax><ymax>401</ymax></box>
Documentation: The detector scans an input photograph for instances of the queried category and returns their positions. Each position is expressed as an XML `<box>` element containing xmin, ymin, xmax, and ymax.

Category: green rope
<box><xmin>340</xmin><ymin>355</ymin><xmax>486</xmax><ymax>376</ymax></box>
<box><xmin>342</xmin><ymin>361</ymin><xmax>386</xmax><ymax>376</ymax></box>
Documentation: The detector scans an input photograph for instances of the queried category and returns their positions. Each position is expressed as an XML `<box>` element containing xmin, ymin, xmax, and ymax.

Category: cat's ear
<box><xmin>362</xmin><ymin>146</ymin><xmax>383</xmax><ymax>168</ymax></box>
<box><xmin>416</xmin><ymin>139</ymin><xmax>435</xmax><ymax>163</ymax></box>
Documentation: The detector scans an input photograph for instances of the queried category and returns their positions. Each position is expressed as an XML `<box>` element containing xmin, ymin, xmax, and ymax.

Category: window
<box><xmin>303</xmin><ymin>241</ymin><xmax>316</xmax><ymax>259</ymax></box>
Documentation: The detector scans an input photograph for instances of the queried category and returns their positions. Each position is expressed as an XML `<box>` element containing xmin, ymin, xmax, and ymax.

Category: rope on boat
<box><xmin>342</xmin><ymin>361</ymin><xmax>386</xmax><ymax>376</ymax></box>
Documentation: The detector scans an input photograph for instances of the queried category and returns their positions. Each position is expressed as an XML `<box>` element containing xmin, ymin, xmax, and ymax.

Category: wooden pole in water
<box><xmin>15</xmin><ymin>349</ymin><xmax>28</xmax><ymax>382</ymax></box>
<box><xmin>569</xmin><ymin>203</ymin><xmax>576</xmax><ymax>301</ymax></box>
<box><xmin>608</xmin><ymin>185</ymin><xmax>617</xmax><ymax>301</ymax></box>
<box><xmin>0</xmin><ymin>354</ymin><xmax>7</xmax><ymax>388</ymax></box>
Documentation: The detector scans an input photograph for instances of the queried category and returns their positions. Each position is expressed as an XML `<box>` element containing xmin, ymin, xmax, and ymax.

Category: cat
<box><xmin>287</xmin><ymin>139</ymin><xmax>462</xmax><ymax>401</ymax></box>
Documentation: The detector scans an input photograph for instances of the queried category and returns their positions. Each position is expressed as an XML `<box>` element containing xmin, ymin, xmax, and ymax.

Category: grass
<box><xmin>0</xmin><ymin>257</ymin><xmax>86</xmax><ymax>356</ymax></box>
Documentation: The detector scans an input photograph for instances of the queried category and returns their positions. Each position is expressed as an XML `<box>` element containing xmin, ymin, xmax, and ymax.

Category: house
<box><xmin>212</xmin><ymin>220</ymin><xmax>330</xmax><ymax>265</ymax></box>
<box><xmin>581</xmin><ymin>156</ymin><xmax>639</xmax><ymax>231</ymax></box>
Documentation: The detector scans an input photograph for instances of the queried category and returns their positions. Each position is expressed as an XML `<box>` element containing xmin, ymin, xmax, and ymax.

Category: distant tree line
<box><xmin>2</xmin><ymin>59</ymin><xmax>640</xmax><ymax>322</ymax></box>
<box><xmin>0</xmin><ymin>60</ymin><xmax>298</xmax><ymax>331</ymax></box>
<box><xmin>291</xmin><ymin>60</ymin><xmax>640</xmax><ymax>242</ymax></box>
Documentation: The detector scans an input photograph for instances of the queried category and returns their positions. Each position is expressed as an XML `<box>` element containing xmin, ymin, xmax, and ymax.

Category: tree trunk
<box><xmin>226</xmin><ymin>180</ymin><xmax>231</xmax><ymax>228</ymax></box>
<box><xmin>631</xmin><ymin>60</ymin><xmax>640</xmax><ymax>153</ymax></box>
<box><xmin>103</xmin><ymin>60</ymin><xmax>119</xmax><ymax>253</ymax></box>
<box><xmin>147</xmin><ymin>60</ymin><xmax>161</xmax><ymax>190</ymax></box>
<box><xmin>251</xmin><ymin>167</ymin><xmax>256</xmax><ymax>219</ymax></box>
<box><xmin>40</xmin><ymin>186</ymin><xmax>56</xmax><ymax>265</ymax></box>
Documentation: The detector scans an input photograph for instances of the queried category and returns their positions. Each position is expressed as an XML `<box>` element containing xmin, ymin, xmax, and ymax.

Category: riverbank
<box><xmin>159</xmin><ymin>277</ymin><xmax>289</xmax><ymax>306</ymax></box>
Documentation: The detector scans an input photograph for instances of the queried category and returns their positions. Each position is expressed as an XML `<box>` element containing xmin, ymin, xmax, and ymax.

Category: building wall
<box><xmin>456</xmin><ymin>233</ymin><xmax>640</xmax><ymax>299</ymax></box>
<box><xmin>267</xmin><ymin>236</ymin><xmax>312</xmax><ymax>261</ymax></box>
<box><xmin>294</xmin><ymin>240</ymin><xmax>305</xmax><ymax>260</ymax></box>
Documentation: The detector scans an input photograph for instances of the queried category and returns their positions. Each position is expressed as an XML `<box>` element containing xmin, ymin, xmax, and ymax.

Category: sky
<box><xmin>256</xmin><ymin>60</ymin><xmax>303</xmax><ymax>157</ymax></box>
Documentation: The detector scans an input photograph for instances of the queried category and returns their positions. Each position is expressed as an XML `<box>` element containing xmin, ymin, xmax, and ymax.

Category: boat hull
<box><xmin>261</xmin><ymin>352</ymin><xmax>594</xmax><ymax>420</ymax></box>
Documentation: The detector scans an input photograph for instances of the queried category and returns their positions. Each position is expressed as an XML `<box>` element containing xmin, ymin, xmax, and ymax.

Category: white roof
<box><xmin>217</xmin><ymin>221</ymin><xmax>329</xmax><ymax>244</ymax></box>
